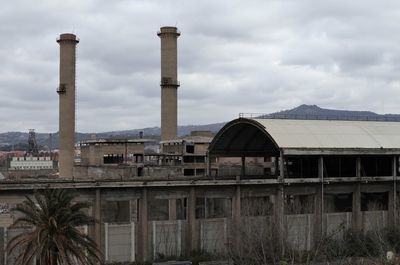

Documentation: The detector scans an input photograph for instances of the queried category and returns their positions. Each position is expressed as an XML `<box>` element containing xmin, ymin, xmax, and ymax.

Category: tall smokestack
<box><xmin>158</xmin><ymin>27</ymin><xmax>180</xmax><ymax>141</ymax></box>
<box><xmin>57</xmin><ymin>33</ymin><xmax>79</xmax><ymax>178</ymax></box>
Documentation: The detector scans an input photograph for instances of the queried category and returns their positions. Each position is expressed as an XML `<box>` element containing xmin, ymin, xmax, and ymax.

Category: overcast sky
<box><xmin>1</xmin><ymin>0</ymin><xmax>400</xmax><ymax>133</ymax></box>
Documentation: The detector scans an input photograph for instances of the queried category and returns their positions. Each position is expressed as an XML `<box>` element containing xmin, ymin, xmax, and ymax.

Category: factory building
<box><xmin>75</xmin><ymin>132</ymin><xmax>217</xmax><ymax>179</ymax></box>
<box><xmin>1</xmin><ymin>117</ymin><xmax>399</xmax><ymax>263</ymax></box>
<box><xmin>158</xmin><ymin>131</ymin><xmax>218</xmax><ymax>177</ymax></box>
<box><xmin>208</xmin><ymin>117</ymin><xmax>400</xmax><ymax>239</ymax></box>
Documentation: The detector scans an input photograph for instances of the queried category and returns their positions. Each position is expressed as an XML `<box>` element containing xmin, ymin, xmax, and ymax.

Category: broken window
<box><xmin>195</xmin><ymin>169</ymin><xmax>205</xmax><ymax>176</ymax></box>
<box><xmin>127</xmin><ymin>153</ymin><xmax>143</xmax><ymax>163</ymax></box>
<box><xmin>361</xmin><ymin>192</ymin><xmax>388</xmax><ymax>211</ymax></box>
<box><xmin>376</xmin><ymin>157</ymin><xmax>393</xmax><ymax>176</ymax></box>
<box><xmin>241</xmin><ymin>196</ymin><xmax>273</xmax><ymax>216</ymax></box>
<box><xmin>183</xmin><ymin>156</ymin><xmax>195</xmax><ymax>163</ymax></box>
<box><xmin>195</xmin><ymin>198</ymin><xmax>206</xmax><ymax>219</ymax></box>
<box><xmin>286</xmin><ymin>156</ymin><xmax>318</xmax><ymax>178</ymax></box>
<box><xmin>148</xmin><ymin>199</ymin><xmax>169</xmax><ymax>221</ymax></box>
<box><xmin>284</xmin><ymin>194</ymin><xmax>314</xmax><ymax>214</ymax></box>
<box><xmin>183</xmin><ymin>156</ymin><xmax>206</xmax><ymax>163</ymax></box>
<box><xmin>186</xmin><ymin>144</ymin><xmax>195</xmax><ymax>154</ymax></box>
<box><xmin>263</xmin><ymin>167</ymin><xmax>272</xmax><ymax>176</ymax></box>
<box><xmin>361</xmin><ymin>156</ymin><xmax>392</xmax><ymax>177</ymax></box>
<box><xmin>324</xmin><ymin>193</ymin><xmax>352</xmax><ymax>213</ymax></box>
<box><xmin>195</xmin><ymin>197</ymin><xmax>232</xmax><ymax>219</ymax></box>
<box><xmin>176</xmin><ymin>198</ymin><xmax>187</xmax><ymax>220</ymax></box>
<box><xmin>102</xmin><ymin>201</ymin><xmax>130</xmax><ymax>223</ymax></box>
<box><xmin>103</xmin><ymin>154</ymin><xmax>124</xmax><ymax>164</ymax></box>
<box><xmin>207</xmin><ymin>198</ymin><xmax>231</xmax><ymax>218</ymax></box>
<box><xmin>195</xmin><ymin>156</ymin><xmax>205</xmax><ymax>163</ymax></box>
<box><xmin>324</xmin><ymin>157</ymin><xmax>356</xmax><ymax>178</ymax></box>
<box><xmin>184</xmin><ymin>168</ymin><xmax>195</xmax><ymax>176</ymax></box>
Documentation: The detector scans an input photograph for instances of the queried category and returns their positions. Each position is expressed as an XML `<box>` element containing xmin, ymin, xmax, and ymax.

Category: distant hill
<box><xmin>2</xmin><ymin>104</ymin><xmax>400</xmax><ymax>150</ymax></box>
<box><xmin>0</xmin><ymin>123</ymin><xmax>225</xmax><ymax>150</ymax></box>
<box><xmin>263</xmin><ymin>104</ymin><xmax>400</xmax><ymax>121</ymax></box>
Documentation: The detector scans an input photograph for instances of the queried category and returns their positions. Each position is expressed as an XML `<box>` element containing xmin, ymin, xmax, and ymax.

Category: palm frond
<box><xmin>7</xmin><ymin>189</ymin><xmax>103</xmax><ymax>265</ymax></box>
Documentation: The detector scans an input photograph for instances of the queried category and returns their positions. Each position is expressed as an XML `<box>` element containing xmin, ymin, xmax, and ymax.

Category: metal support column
<box><xmin>94</xmin><ymin>189</ymin><xmax>101</xmax><ymax>251</ymax></box>
<box><xmin>138</xmin><ymin>188</ymin><xmax>148</xmax><ymax>262</ymax></box>
<box><xmin>353</xmin><ymin>157</ymin><xmax>362</xmax><ymax>230</ymax></box>
<box><xmin>188</xmin><ymin>187</ymin><xmax>197</xmax><ymax>253</ymax></box>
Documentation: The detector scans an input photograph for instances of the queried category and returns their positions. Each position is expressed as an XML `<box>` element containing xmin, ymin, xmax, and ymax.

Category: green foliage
<box><xmin>317</xmin><ymin>226</ymin><xmax>400</xmax><ymax>262</ymax></box>
<box><xmin>8</xmin><ymin>189</ymin><xmax>103</xmax><ymax>265</ymax></box>
<box><xmin>382</xmin><ymin>226</ymin><xmax>400</xmax><ymax>252</ymax></box>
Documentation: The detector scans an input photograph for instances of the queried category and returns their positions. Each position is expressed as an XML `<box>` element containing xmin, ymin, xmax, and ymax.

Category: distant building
<box><xmin>9</xmin><ymin>156</ymin><xmax>54</xmax><ymax>170</ymax></box>
<box><xmin>159</xmin><ymin>131</ymin><xmax>217</xmax><ymax>176</ymax></box>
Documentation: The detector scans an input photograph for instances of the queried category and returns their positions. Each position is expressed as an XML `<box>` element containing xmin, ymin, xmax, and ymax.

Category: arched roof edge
<box><xmin>208</xmin><ymin>118</ymin><xmax>280</xmax><ymax>156</ymax></box>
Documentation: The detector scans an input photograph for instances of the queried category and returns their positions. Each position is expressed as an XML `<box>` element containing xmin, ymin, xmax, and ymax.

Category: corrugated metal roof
<box><xmin>253</xmin><ymin>119</ymin><xmax>400</xmax><ymax>149</ymax></box>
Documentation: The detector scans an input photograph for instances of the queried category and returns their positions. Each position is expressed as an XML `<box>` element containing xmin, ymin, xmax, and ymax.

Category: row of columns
<box><xmin>92</xmin><ymin>153</ymin><xmax>398</xmax><ymax>262</ymax></box>
<box><xmin>237</xmin><ymin>153</ymin><xmax>400</xmax><ymax>253</ymax></box>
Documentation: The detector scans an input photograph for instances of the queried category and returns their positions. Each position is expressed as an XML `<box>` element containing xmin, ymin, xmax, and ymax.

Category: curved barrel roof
<box><xmin>209</xmin><ymin>118</ymin><xmax>400</xmax><ymax>156</ymax></box>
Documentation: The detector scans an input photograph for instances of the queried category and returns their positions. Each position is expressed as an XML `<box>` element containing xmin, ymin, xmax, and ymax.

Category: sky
<box><xmin>2</xmin><ymin>0</ymin><xmax>400</xmax><ymax>133</ymax></box>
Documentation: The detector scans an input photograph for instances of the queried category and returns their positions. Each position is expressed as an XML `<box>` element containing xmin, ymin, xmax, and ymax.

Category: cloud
<box><xmin>1</xmin><ymin>0</ymin><xmax>400</xmax><ymax>133</ymax></box>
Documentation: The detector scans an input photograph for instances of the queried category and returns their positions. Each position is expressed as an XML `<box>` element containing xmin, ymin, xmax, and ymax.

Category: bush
<box><xmin>316</xmin><ymin>226</ymin><xmax>400</xmax><ymax>263</ymax></box>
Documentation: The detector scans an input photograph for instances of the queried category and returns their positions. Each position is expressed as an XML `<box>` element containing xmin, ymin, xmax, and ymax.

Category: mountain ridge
<box><xmin>2</xmin><ymin>104</ymin><xmax>400</xmax><ymax>150</ymax></box>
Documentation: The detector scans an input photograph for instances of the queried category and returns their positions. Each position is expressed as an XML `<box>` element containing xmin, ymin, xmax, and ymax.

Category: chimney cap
<box><xmin>157</xmin><ymin>26</ymin><xmax>180</xmax><ymax>37</ymax></box>
<box><xmin>57</xmin><ymin>33</ymin><xmax>79</xmax><ymax>43</ymax></box>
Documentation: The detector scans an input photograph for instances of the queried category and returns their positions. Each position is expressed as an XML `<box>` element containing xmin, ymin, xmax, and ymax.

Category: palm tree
<box><xmin>7</xmin><ymin>189</ymin><xmax>103</xmax><ymax>265</ymax></box>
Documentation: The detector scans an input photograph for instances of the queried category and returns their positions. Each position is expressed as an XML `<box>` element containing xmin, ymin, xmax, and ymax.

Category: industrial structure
<box><xmin>0</xmin><ymin>27</ymin><xmax>399</xmax><ymax>265</ymax></box>
<box><xmin>2</xmin><ymin>130</ymin><xmax>57</xmax><ymax>177</ymax></box>
<box><xmin>158</xmin><ymin>27</ymin><xmax>180</xmax><ymax>141</ymax></box>
<box><xmin>57</xmin><ymin>33</ymin><xmax>79</xmax><ymax>178</ymax></box>
<box><xmin>27</xmin><ymin>129</ymin><xmax>38</xmax><ymax>156</ymax></box>
<box><xmin>1</xmin><ymin>117</ymin><xmax>400</xmax><ymax>264</ymax></box>
<box><xmin>74</xmin><ymin>131</ymin><xmax>216</xmax><ymax>179</ymax></box>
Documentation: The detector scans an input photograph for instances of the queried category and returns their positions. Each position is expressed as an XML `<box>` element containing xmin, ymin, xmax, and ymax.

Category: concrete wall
<box><xmin>104</xmin><ymin>223</ymin><xmax>135</xmax><ymax>262</ymax></box>
<box><xmin>325</xmin><ymin>212</ymin><xmax>352</xmax><ymax>239</ymax></box>
<box><xmin>80</xmin><ymin>143</ymin><xmax>145</xmax><ymax>166</ymax></box>
<box><xmin>161</xmin><ymin>142</ymin><xmax>184</xmax><ymax>154</ymax></box>
<box><xmin>143</xmin><ymin>166</ymin><xmax>183</xmax><ymax>178</ymax></box>
<box><xmin>74</xmin><ymin>164</ymin><xmax>190</xmax><ymax>179</ymax></box>
<box><xmin>286</xmin><ymin>214</ymin><xmax>314</xmax><ymax>251</ymax></box>
<box><xmin>74</xmin><ymin>165</ymin><xmax>138</xmax><ymax>179</ymax></box>
<box><xmin>194</xmin><ymin>143</ymin><xmax>209</xmax><ymax>154</ymax></box>
<box><xmin>151</xmin><ymin>220</ymin><xmax>185</xmax><ymax>259</ymax></box>
<box><xmin>362</xmin><ymin>211</ymin><xmax>388</xmax><ymax>231</ymax></box>
<box><xmin>199</xmin><ymin>219</ymin><xmax>229</xmax><ymax>254</ymax></box>
<box><xmin>0</xmin><ymin>169</ymin><xmax>57</xmax><ymax>180</ymax></box>
<box><xmin>0</xmin><ymin>182</ymin><xmax>396</xmax><ymax>263</ymax></box>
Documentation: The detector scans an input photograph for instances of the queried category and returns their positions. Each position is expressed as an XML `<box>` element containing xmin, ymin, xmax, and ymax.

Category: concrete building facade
<box><xmin>75</xmin><ymin>133</ymin><xmax>217</xmax><ymax>179</ymax></box>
